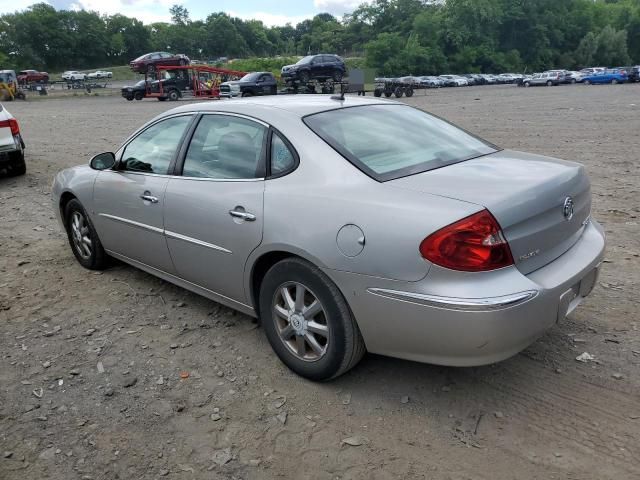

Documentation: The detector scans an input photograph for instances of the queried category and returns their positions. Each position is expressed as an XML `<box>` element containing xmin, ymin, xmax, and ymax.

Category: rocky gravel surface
<box><xmin>1</xmin><ymin>84</ymin><xmax>639</xmax><ymax>479</ymax></box>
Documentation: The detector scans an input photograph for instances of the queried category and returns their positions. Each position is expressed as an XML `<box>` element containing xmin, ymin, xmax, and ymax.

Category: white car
<box><xmin>62</xmin><ymin>71</ymin><xmax>87</xmax><ymax>81</ymax></box>
<box><xmin>87</xmin><ymin>70</ymin><xmax>113</xmax><ymax>79</ymax></box>
<box><xmin>443</xmin><ymin>75</ymin><xmax>469</xmax><ymax>86</ymax></box>
<box><xmin>0</xmin><ymin>104</ymin><xmax>25</xmax><ymax>176</ymax></box>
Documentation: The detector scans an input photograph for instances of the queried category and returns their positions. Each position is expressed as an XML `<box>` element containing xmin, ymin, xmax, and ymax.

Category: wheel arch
<box><xmin>59</xmin><ymin>190</ymin><xmax>78</xmax><ymax>226</ymax></box>
<box><xmin>246</xmin><ymin>247</ymin><xmax>330</xmax><ymax>318</ymax></box>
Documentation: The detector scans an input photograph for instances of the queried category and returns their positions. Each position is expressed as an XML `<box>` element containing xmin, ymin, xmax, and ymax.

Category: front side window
<box><xmin>304</xmin><ymin>105</ymin><xmax>497</xmax><ymax>182</ymax></box>
<box><xmin>121</xmin><ymin>116</ymin><xmax>192</xmax><ymax>174</ymax></box>
<box><xmin>182</xmin><ymin>115</ymin><xmax>266</xmax><ymax>179</ymax></box>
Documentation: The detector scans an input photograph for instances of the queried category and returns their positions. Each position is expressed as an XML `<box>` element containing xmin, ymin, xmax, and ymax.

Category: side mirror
<box><xmin>90</xmin><ymin>152</ymin><xmax>116</xmax><ymax>170</ymax></box>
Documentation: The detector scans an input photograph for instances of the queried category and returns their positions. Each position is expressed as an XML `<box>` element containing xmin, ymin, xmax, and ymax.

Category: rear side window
<box><xmin>270</xmin><ymin>132</ymin><xmax>296</xmax><ymax>176</ymax></box>
<box><xmin>304</xmin><ymin>105</ymin><xmax>496</xmax><ymax>182</ymax></box>
<box><xmin>182</xmin><ymin>115</ymin><xmax>266</xmax><ymax>179</ymax></box>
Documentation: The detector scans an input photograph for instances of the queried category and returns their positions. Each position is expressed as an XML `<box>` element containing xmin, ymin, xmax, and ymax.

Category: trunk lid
<box><xmin>387</xmin><ymin>150</ymin><xmax>591</xmax><ymax>274</ymax></box>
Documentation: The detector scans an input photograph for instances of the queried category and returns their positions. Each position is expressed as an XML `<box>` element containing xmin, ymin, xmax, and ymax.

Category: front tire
<box><xmin>546</xmin><ymin>80</ymin><xmax>553</xmax><ymax>86</ymax></box>
<box><xmin>259</xmin><ymin>258</ymin><xmax>365</xmax><ymax>381</ymax></box>
<box><xmin>611</xmin><ymin>79</ymin><xmax>618</xmax><ymax>85</ymax></box>
<box><xmin>64</xmin><ymin>199</ymin><xmax>108</xmax><ymax>270</ymax></box>
<box><xmin>299</xmin><ymin>70</ymin><xmax>310</xmax><ymax>84</ymax></box>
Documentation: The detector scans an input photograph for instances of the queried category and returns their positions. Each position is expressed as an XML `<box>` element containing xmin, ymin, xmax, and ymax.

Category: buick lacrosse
<box><xmin>52</xmin><ymin>96</ymin><xmax>605</xmax><ymax>380</ymax></box>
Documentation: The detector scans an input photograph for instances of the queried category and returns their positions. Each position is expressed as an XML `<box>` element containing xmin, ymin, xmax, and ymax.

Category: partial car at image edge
<box><xmin>0</xmin><ymin>103</ymin><xmax>26</xmax><ymax>176</ymax></box>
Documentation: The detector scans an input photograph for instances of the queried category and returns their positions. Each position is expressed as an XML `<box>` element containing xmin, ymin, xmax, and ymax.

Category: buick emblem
<box><xmin>563</xmin><ymin>197</ymin><xmax>574</xmax><ymax>221</ymax></box>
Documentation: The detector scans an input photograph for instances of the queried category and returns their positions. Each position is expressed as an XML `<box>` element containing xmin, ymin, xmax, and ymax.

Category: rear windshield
<box><xmin>303</xmin><ymin>104</ymin><xmax>497</xmax><ymax>181</ymax></box>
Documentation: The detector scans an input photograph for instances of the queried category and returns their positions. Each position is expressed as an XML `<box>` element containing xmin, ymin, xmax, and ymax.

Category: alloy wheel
<box><xmin>272</xmin><ymin>282</ymin><xmax>329</xmax><ymax>362</ymax></box>
<box><xmin>70</xmin><ymin>211</ymin><xmax>92</xmax><ymax>260</ymax></box>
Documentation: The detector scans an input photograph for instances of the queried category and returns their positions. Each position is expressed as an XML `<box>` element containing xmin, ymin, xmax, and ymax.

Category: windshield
<box><xmin>304</xmin><ymin>104</ymin><xmax>497</xmax><ymax>182</ymax></box>
<box><xmin>296</xmin><ymin>56</ymin><xmax>314</xmax><ymax>65</ymax></box>
<box><xmin>240</xmin><ymin>72</ymin><xmax>262</xmax><ymax>82</ymax></box>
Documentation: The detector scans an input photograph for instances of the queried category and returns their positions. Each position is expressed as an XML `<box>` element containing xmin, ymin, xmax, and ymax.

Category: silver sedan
<box><xmin>52</xmin><ymin>96</ymin><xmax>605</xmax><ymax>380</ymax></box>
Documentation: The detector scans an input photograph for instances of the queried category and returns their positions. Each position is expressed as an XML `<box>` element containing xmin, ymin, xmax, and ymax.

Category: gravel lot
<box><xmin>1</xmin><ymin>84</ymin><xmax>639</xmax><ymax>480</ymax></box>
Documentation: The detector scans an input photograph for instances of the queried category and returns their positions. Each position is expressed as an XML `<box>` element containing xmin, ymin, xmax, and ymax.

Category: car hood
<box><xmin>386</xmin><ymin>149</ymin><xmax>591</xmax><ymax>274</ymax></box>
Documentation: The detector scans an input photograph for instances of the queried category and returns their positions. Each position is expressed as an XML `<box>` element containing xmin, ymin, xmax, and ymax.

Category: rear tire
<box><xmin>64</xmin><ymin>199</ymin><xmax>108</xmax><ymax>270</ymax></box>
<box><xmin>404</xmin><ymin>87</ymin><xmax>414</xmax><ymax>97</ymax></box>
<box><xmin>332</xmin><ymin>70</ymin><xmax>343</xmax><ymax>82</ymax></box>
<box><xmin>584</xmin><ymin>79</ymin><xmax>591</xmax><ymax>85</ymax></box>
<box><xmin>384</xmin><ymin>90</ymin><xmax>393</xmax><ymax>98</ymax></box>
<box><xmin>373</xmin><ymin>88</ymin><xmax>382</xmax><ymax>98</ymax></box>
<box><xmin>394</xmin><ymin>87</ymin><xmax>404</xmax><ymax>98</ymax></box>
<box><xmin>259</xmin><ymin>257</ymin><xmax>366</xmax><ymax>381</ymax></box>
<box><xmin>241</xmin><ymin>91</ymin><xmax>253</xmax><ymax>97</ymax></box>
<box><xmin>524</xmin><ymin>82</ymin><xmax>531</xmax><ymax>87</ymax></box>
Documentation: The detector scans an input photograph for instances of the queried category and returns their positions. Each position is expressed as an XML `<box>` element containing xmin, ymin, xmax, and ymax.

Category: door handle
<box><xmin>140</xmin><ymin>191</ymin><xmax>159</xmax><ymax>203</ymax></box>
<box><xmin>229</xmin><ymin>209</ymin><xmax>256</xmax><ymax>221</ymax></box>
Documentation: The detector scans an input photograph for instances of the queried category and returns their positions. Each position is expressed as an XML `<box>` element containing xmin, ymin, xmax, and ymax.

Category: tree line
<box><xmin>0</xmin><ymin>0</ymin><xmax>638</xmax><ymax>75</ymax></box>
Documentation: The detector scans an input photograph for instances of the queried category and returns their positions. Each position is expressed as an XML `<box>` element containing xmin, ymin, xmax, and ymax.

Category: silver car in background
<box><xmin>52</xmin><ymin>96</ymin><xmax>605</xmax><ymax>380</ymax></box>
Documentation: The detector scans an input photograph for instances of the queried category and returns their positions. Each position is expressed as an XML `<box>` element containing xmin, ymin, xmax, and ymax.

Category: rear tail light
<box><xmin>0</xmin><ymin>118</ymin><xmax>20</xmax><ymax>135</ymax></box>
<box><xmin>419</xmin><ymin>209</ymin><xmax>514</xmax><ymax>272</ymax></box>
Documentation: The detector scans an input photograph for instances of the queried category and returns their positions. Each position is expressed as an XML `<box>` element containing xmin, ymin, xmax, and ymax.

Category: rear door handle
<box><xmin>229</xmin><ymin>209</ymin><xmax>256</xmax><ymax>221</ymax></box>
<box><xmin>140</xmin><ymin>191</ymin><xmax>159</xmax><ymax>204</ymax></box>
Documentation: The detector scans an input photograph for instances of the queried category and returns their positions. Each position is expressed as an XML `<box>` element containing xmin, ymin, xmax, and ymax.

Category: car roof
<box><xmin>165</xmin><ymin>95</ymin><xmax>398</xmax><ymax>119</ymax></box>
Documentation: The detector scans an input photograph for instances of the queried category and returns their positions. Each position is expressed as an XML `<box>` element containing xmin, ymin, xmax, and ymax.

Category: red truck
<box><xmin>17</xmin><ymin>69</ymin><xmax>49</xmax><ymax>85</ymax></box>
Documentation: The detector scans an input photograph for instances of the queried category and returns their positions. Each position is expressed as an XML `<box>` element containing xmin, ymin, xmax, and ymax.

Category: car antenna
<box><xmin>331</xmin><ymin>81</ymin><xmax>345</xmax><ymax>101</ymax></box>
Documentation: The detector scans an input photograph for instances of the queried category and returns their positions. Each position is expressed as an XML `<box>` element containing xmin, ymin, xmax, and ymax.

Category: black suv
<box><xmin>281</xmin><ymin>54</ymin><xmax>346</xmax><ymax>84</ymax></box>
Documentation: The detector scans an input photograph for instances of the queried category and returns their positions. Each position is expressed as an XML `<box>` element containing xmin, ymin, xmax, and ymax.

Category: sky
<box><xmin>0</xmin><ymin>0</ymin><xmax>368</xmax><ymax>25</ymax></box>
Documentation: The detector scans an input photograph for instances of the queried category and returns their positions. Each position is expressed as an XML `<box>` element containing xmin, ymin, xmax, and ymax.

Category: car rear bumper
<box><xmin>326</xmin><ymin>219</ymin><xmax>605</xmax><ymax>366</ymax></box>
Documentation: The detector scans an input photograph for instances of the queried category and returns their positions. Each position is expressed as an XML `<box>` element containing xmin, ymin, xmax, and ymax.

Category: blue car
<box><xmin>583</xmin><ymin>69</ymin><xmax>628</xmax><ymax>85</ymax></box>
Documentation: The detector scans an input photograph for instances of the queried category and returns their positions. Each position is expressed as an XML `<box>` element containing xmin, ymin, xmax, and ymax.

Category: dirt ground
<box><xmin>1</xmin><ymin>84</ymin><xmax>639</xmax><ymax>480</ymax></box>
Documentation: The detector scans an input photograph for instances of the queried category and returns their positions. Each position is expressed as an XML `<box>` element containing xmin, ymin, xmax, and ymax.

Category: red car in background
<box><xmin>129</xmin><ymin>52</ymin><xmax>190</xmax><ymax>74</ymax></box>
<box><xmin>17</xmin><ymin>69</ymin><xmax>49</xmax><ymax>84</ymax></box>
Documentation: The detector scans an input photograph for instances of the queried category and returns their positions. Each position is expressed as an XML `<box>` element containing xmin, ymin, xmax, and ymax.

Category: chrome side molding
<box><xmin>367</xmin><ymin>288</ymin><xmax>538</xmax><ymax>312</ymax></box>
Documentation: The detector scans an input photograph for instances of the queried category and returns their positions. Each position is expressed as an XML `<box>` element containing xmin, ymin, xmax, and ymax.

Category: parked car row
<box><xmin>520</xmin><ymin>66</ymin><xmax>639</xmax><ymax>87</ymax></box>
<box><xmin>375</xmin><ymin>73</ymin><xmax>528</xmax><ymax>90</ymax></box>
<box><xmin>61</xmin><ymin>70</ymin><xmax>113</xmax><ymax>82</ymax></box>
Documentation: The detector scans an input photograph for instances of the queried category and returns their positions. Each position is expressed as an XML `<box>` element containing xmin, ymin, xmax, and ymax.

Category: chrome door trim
<box><xmin>165</xmin><ymin>230</ymin><xmax>232</xmax><ymax>254</ymax></box>
<box><xmin>367</xmin><ymin>288</ymin><xmax>538</xmax><ymax>312</ymax></box>
<box><xmin>200</xmin><ymin>111</ymin><xmax>270</xmax><ymax>128</ymax></box>
<box><xmin>98</xmin><ymin>213</ymin><xmax>164</xmax><ymax>234</ymax></box>
<box><xmin>105</xmin><ymin>170</ymin><xmax>175</xmax><ymax>179</ymax></box>
<box><xmin>174</xmin><ymin>176</ymin><xmax>265</xmax><ymax>183</ymax></box>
